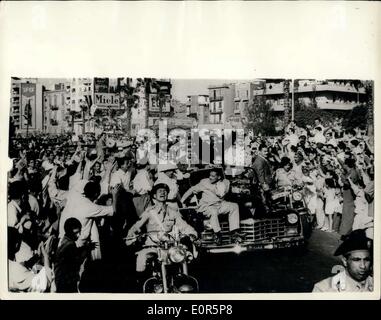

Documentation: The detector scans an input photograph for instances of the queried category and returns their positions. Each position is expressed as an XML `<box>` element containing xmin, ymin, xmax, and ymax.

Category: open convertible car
<box><xmin>179</xmin><ymin>166</ymin><xmax>312</xmax><ymax>254</ymax></box>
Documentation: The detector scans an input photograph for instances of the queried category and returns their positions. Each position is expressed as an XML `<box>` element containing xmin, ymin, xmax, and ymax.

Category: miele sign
<box><xmin>94</xmin><ymin>93</ymin><xmax>120</xmax><ymax>107</ymax></box>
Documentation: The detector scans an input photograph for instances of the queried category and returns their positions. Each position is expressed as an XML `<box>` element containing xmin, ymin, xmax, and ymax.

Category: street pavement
<box><xmin>191</xmin><ymin>229</ymin><xmax>343</xmax><ymax>293</ymax></box>
<box><xmin>79</xmin><ymin>229</ymin><xmax>344</xmax><ymax>293</ymax></box>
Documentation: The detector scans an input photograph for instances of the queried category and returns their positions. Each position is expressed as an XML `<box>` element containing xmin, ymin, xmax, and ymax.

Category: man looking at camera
<box><xmin>313</xmin><ymin>229</ymin><xmax>373</xmax><ymax>292</ymax></box>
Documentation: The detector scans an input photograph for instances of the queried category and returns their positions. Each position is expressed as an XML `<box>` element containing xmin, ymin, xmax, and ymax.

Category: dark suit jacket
<box><xmin>252</xmin><ymin>155</ymin><xmax>273</xmax><ymax>186</ymax></box>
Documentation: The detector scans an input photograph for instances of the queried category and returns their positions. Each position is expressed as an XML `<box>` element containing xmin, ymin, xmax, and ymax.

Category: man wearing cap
<box><xmin>312</xmin><ymin>230</ymin><xmax>373</xmax><ymax>292</ymax></box>
<box><xmin>126</xmin><ymin>183</ymin><xmax>197</xmax><ymax>275</ymax></box>
<box><xmin>154</xmin><ymin>164</ymin><xmax>180</xmax><ymax>208</ymax></box>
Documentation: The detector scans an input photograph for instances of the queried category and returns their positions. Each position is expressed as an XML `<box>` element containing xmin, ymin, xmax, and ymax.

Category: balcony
<box><xmin>296</xmin><ymin>83</ymin><xmax>365</xmax><ymax>94</ymax></box>
<box><xmin>50</xmin><ymin>105</ymin><xmax>59</xmax><ymax>111</ymax></box>
<box><xmin>50</xmin><ymin>119</ymin><xmax>58</xmax><ymax>126</ymax></box>
<box><xmin>209</xmin><ymin>108</ymin><xmax>223</xmax><ymax>114</ymax></box>
<box><xmin>209</xmin><ymin>96</ymin><xmax>223</xmax><ymax>102</ymax></box>
<box><xmin>317</xmin><ymin>101</ymin><xmax>359</xmax><ymax>110</ymax></box>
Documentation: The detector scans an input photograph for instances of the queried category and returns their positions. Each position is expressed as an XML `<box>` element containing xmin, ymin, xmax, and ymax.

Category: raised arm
<box><xmin>180</xmin><ymin>186</ymin><xmax>196</xmax><ymax>204</ymax></box>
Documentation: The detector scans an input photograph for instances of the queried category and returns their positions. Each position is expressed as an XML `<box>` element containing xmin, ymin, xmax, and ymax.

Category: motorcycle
<box><xmin>127</xmin><ymin>231</ymin><xmax>199</xmax><ymax>293</ymax></box>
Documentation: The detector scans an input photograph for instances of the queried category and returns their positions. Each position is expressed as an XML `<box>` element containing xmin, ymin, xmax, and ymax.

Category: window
<box><xmin>72</xmin><ymin>88</ymin><xmax>76</xmax><ymax>93</ymax></box>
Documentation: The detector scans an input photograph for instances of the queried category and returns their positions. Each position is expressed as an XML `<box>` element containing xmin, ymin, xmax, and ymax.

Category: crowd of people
<box><xmin>7</xmin><ymin>116</ymin><xmax>374</xmax><ymax>293</ymax></box>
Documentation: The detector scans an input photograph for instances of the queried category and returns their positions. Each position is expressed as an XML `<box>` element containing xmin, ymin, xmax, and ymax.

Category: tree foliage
<box><xmin>245</xmin><ymin>96</ymin><xmax>278</xmax><ymax>136</ymax></box>
<box><xmin>343</xmin><ymin>105</ymin><xmax>368</xmax><ymax>130</ymax></box>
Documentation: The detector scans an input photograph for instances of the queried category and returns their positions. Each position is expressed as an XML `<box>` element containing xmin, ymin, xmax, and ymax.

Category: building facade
<box><xmin>10</xmin><ymin>78</ymin><xmax>44</xmax><ymax>134</ymax></box>
<box><xmin>43</xmin><ymin>89</ymin><xmax>68</xmax><ymax>134</ymax></box>
<box><xmin>253</xmin><ymin>79</ymin><xmax>366</xmax><ymax>112</ymax></box>
<box><xmin>228</xmin><ymin>82</ymin><xmax>256</xmax><ymax>128</ymax></box>
<box><xmin>207</xmin><ymin>84</ymin><xmax>235</xmax><ymax>126</ymax></box>
<box><xmin>186</xmin><ymin>95</ymin><xmax>209</xmax><ymax>125</ymax></box>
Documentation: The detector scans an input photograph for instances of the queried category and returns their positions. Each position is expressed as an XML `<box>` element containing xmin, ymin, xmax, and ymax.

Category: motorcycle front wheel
<box><xmin>143</xmin><ymin>277</ymin><xmax>164</xmax><ymax>293</ymax></box>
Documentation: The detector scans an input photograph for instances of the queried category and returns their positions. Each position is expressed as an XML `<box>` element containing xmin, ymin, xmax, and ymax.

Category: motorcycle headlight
<box><xmin>186</xmin><ymin>251</ymin><xmax>194</xmax><ymax>262</ymax></box>
<box><xmin>168</xmin><ymin>246</ymin><xmax>186</xmax><ymax>263</ymax></box>
<box><xmin>287</xmin><ymin>213</ymin><xmax>299</xmax><ymax>224</ymax></box>
<box><xmin>293</xmin><ymin>192</ymin><xmax>302</xmax><ymax>201</ymax></box>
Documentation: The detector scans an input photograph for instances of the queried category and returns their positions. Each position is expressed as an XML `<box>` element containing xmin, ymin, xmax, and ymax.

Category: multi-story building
<box><xmin>295</xmin><ymin>80</ymin><xmax>366</xmax><ymax>110</ymax></box>
<box><xmin>228</xmin><ymin>82</ymin><xmax>256</xmax><ymax>128</ymax></box>
<box><xmin>186</xmin><ymin>95</ymin><xmax>209</xmax><ymax>125</ymax></box>
<box><xmin>207</xmin><ymin>84</ymin><xmax>235</xmax><ymax>126</ymax></box>
<box><xmin>10</xmin><ymin>78</ymin><xmax>44</xmax><ymax>134</ymax></box>
<box><xmin>62</xmin><ymin>78</ymin><xmax>94</xmax><ymax>134</ymax></box>
<box><xmin>253</xmin><ymin>79</ymin><xmax>366</xmax><ymax>112</ymax></box>
<box><xmin>43</xmin><ymin>88</ymin><xmax>68</xmax><ymax>134</ymax></box>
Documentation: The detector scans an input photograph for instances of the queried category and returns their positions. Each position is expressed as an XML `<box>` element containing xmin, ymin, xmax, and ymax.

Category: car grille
<box><xmin>245</xmin><ymin>218</ymin><xmax>287</xmax><ymax>242</ymax></box>
<box><xmin>201</xmin><ymin>218</ymin><xmax>288</xmax><ymax>246</ymax></box>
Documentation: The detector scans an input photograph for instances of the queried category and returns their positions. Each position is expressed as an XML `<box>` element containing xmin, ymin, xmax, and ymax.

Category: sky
<box><xmin>171</xmin><ymin>79</ymin><xmax>233</xmax><ymax>103</ymax></box>
<box><xmin>38</xmin><ymin>78</ymin><xmax>252</xmax><ymax>103</ymax></box>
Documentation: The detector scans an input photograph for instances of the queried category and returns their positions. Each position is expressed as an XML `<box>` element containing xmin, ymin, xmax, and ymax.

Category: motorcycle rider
<box><xmin>126</xmin><ymin>183</ymin><xmax>197</xmax><ymax>280</ymax></box>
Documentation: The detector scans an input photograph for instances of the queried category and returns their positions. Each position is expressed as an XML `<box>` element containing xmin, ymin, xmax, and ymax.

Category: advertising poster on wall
<box><xmin>148</xmin><ymin>93</ymin><xmax>171</xmax><ymax>113</ymax></box>
<box><xmin>20</xmin><ymin>83</ymin><xmax>36</xmax><ymax>129</ymax></box>
<box><xmin>94</xmin><ymin>77</ymin><xmax>109</xmax><ymax>93</ymax></box>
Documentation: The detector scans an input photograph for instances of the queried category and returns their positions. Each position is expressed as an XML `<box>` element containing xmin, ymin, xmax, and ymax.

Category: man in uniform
<box><xmin>126</xmin><ymin>183</ymin><xmax>197</xmax><ymax>278</ymax></box>
<box><xmin>313</xmin><ymin>229</ymin><xmax>373</xmax><ymax>292</ymax></box>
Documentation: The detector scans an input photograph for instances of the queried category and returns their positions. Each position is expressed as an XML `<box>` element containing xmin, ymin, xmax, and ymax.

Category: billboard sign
<box><xmin>148</xmin><ymin>94</ymin><xmax>171</xmax><ymax>114</ymax></box>
<box><xmin>21</xmin><ymin>83</ymin><xmax>36</xmax><ymax>129</ymax></box>
<box><xmin>94</xmin><ymin>93</ymin><xmax>120</xmax><ymax>108</ymax></box>
<box><xmin>94</xmin><ymin>78</ymin><xmax>109</xmax><ymax>93</ymax></box>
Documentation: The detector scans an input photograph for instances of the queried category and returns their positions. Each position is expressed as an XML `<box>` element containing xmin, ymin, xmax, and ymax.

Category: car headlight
<box><xmin>293</xmin><ymin>192</ymin><xmax>302</xmax><ymax>201</ymax></box>
<box><xmin>287</xmin><ymin>213</ymin><xmax>299</xmax><ymax>224</ymax></box>
<box><xmin>168</xmin><ymin>246</ymin><xmax>187</xmax><ymax>263</ymax></box>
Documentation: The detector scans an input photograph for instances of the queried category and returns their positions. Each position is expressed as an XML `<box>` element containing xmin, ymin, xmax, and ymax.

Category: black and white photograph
<box><xmin>6</xmin><ymin>77</ymin><xmax>375</xmax><ymax>294</ymax></box>
<box><xmin>0</xmin><ymin>1</ymin><xmax>379</xmax><ymax>301</ymax></box>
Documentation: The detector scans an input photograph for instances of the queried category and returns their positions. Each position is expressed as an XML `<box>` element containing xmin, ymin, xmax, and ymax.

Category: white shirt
<box><xmin>288</xmin><ymin>133</ymin><xmax>299</xmax><ymax>147</ymax></box>
<box><xmin>41</xmin><ymin>160</ymin><xmax>54</xmax><ymax>171</ymax></box>
<box><xmin>110</xmin><ymin>169</ymin><xmax>132</xmax><ymax>191</ymax></box>
<box><xmin>313</xmin><ymin>132</ymin><xmax>326</xmax><ymax>144</ymax></box>
<box><xmin>8</xmin><ymin>200</ymin><xmax>22</xmax><ymax>227</ymax></box>
<box><xmin>133</xmin><ymin>169</ymin><xmax>153</xmax><ymax>195</ymax></box>
<box><xmin>28</xmin><ymin>194</ymin><xmax>40</xmax><ymax>216</ymax></box>
<box><xmin>59</xmin><ymin>189</ymin><xmax>114</xmax><ymax>247</ymax></box>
